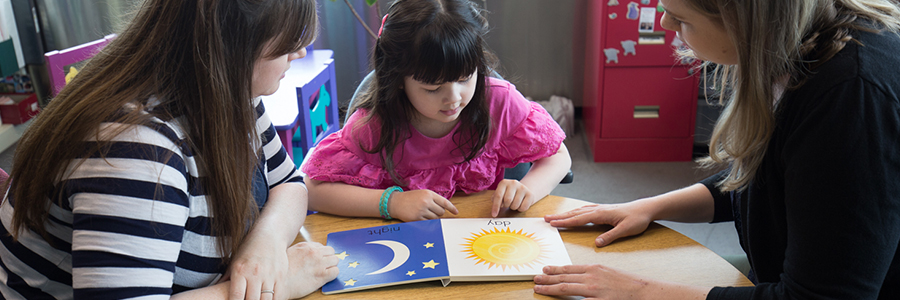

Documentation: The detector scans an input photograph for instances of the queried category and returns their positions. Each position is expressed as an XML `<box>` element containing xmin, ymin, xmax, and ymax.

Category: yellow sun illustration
<box><xmin>461</xmin><ymin>227</ymin><xmax>549</xmax><ymax>271</ymax></box>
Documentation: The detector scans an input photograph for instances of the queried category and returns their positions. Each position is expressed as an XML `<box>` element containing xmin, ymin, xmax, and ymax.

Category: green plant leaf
<box><xmin>366</xmin><ymin>0</ymin><xmax>378</xmax><ymax>6</ymax></box>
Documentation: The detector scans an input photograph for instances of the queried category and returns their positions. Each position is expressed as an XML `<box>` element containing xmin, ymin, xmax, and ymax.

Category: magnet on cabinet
<box><xmin>604</xmin><ymin>48</ymin><xmax>620</xmax><ymax>64</ymax></box>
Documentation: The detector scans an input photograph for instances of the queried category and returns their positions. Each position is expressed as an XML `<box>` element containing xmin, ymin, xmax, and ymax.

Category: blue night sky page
<box><xmin>321</xmin><ymin>219</ymin><xmax>450</xmax><ymax>294</ymax></box>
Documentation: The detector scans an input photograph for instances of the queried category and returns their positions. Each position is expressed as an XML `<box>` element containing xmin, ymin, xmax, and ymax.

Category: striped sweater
<box><xmin>0</xmin><ymin>99</ymin><xmax>303</xmax><ymax>299</ymax></box>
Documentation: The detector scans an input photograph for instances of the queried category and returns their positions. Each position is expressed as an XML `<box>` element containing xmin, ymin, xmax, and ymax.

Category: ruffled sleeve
<box><xmin>300</xmin><ymin>109</ymin><xmax>391</xmax><ymax>189</ymax></box>
<box><xmin>491</xmin><ymin>82</ymin><xmax>566</xmax><ymax>169</ymax></box>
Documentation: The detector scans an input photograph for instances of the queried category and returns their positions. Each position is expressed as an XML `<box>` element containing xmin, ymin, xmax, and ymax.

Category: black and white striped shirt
<box><xmin>0</xmin><ymin>98</ymin><xmax>303</xmax><ymax>299</ymax></box>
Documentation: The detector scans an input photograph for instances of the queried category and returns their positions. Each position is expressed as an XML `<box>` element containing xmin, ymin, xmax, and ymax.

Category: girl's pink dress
<box><xmin>301</xmin><ymin>78</ymin><xmax>565</xmax><ymax>199</ymax></box>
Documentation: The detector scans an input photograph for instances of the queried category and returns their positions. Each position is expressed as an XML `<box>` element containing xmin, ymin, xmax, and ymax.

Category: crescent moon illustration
<box><xmin>365</xmin><ymin>240</ymin><xmax>411</xmax><ymax>275</ymax></box>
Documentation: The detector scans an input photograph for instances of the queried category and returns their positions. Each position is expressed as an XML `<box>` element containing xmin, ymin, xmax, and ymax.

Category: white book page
<box><xmin>440</xmin><ymin>218</ymin><xmax>572</xmax><ymax>282</ymax></box>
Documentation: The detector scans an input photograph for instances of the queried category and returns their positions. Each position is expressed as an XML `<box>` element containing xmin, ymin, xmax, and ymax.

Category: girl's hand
<box><xmin>388</xmin><ymin>189</ymin><xmax>459</xmax><ymax>221</ymax></box>
<box><xmin>543</xmin><ymin>203</ymin><xmax>653</xmax><ymax>247</ymax></box>
<box><xmin>533</xmin><ymin>264</ymin><xmax>651</xmax><ymax>299</ymax></box>
<box><xmin>283</xmin><ymin>242</ymin><xmax>340</xmax><ymax>299</ymax></box>
<box><xmin>491</xmin><ymin>179</ymin><xmax>536</xmax><ymax>217</ymax></box>
<box><xmin>225</xmin><ymin>231</ymin><xmax>290</xmax><ymax>300</ymax></box>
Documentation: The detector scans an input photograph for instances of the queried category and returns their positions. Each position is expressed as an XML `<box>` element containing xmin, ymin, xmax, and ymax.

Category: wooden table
<box><xmin>294</xmin><ymin>192</ymin><xmax>753</xmax><ymax>299</ymax></box>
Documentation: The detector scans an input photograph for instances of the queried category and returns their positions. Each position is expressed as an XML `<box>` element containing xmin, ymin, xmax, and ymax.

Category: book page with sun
<box><xmin>440</xmin><ymin>218</ymin><xmax>571</xmax><ymax>280</ymax></box>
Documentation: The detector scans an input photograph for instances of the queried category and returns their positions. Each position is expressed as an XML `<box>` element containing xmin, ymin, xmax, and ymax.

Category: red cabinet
<box><xmin>583</xmin><ymin>0</ymin><xmax>699</xmax><ymax>162</ymax></box>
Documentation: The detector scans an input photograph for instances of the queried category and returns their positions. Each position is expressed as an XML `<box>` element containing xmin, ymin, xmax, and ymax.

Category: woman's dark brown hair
<box><xmin>4</xmin><ymin>0</ymin><xmax>317</xmax><ymax>261</ymax></box>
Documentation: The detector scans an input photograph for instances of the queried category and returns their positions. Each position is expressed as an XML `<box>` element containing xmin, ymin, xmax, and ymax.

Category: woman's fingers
<box><xmin>594</xmin><ymin>223</ymin><xmax>631</xmax><ymax>247</ymax></box>
<box><xmin>544</xmin><ymin>205</ymin><xmax>598</xmax><ymax>221</ymax></box>
<box><xmin>259</xmin><ymin>282</ymin><xmax>275</xmax><ymax>300</ymax></box>
<box><xmin>229</xmin><ymin>277</ymin><xmax>247</xmax><ymax>300</ymax></box>
<box><xmin>269</xmin><ymin>282</ymin><xmax>284</xmax><ymax>300</ymax></box>
<box><xmin>533</xmin><ymin>266</ymin><xmax>595</xmax><ymax>297</ymax></box>
<box><xmin>532</xmin><ymin>282</ymin><xmax>593</xmax><ymax>297</ymax></box>
<box><xmin>245</xmin><ymin>278</ymin><xmax>262</xmax><ymax>300</ymax></box>
<box><xmin>546</xmin><ymin>207</ymin><xmax>602</xmax><ymax>227</ymax></box>
<box><xmin>542</xmin><ymin>264</ymin><xmax>591</xmax><ymax>275</ymax></box>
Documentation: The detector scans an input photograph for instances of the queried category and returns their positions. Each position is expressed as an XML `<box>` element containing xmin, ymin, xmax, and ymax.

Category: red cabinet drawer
<box><xmin>600</xmin><ymin>66</ymin><xmax>696</xmax><ymax>139</ymax></box>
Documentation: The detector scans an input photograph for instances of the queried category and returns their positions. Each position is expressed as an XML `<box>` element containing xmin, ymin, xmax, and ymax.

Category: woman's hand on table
<box><xmin>543</xmin><ymin>202</ymin><xmax>653</xmax><ymax>247</ymax></box>
<box><xmin>388</xmin><ymin>189</ymin><xmax>459</xmax><ymax>221</ymax></box>
<box><xmin>284</xmin><ymin>242</ymin><xmax>340</xmax><ymax>299</ymax></box>
<box><xmin>533</xmin><ymin>264</ymin><xmax>651</xmax><ymax>299</ymax></box>
<box><xmin>491</xmin><ymin>179</ymin><xmax>537</xmax><ymax>217</ymax></box>
<box><xmin>225</xmin><ymin>241</ymin><xmax>338</xmax><ymax>300</ymax></box>
<box><xmin>534</xmin><ymin>264</ymin><xmax>711</xmax><ymax>299</ymax></box>
<box><xmin>223</xmin><ymin>230</ymin><xmax>291</xmax><ymax>300</ymax></box>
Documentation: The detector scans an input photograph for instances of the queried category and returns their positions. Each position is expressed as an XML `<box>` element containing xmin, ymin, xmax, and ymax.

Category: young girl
<box><xmin>302</xmin><ymin>0</ymin><xmax>571</xmax><ymax>222</ymax></box>
<box><xmin>0</xmin><ymin>0</ymin><xmax>338</xmax><ymax>299</ymax></box>
<box><xmin>534</xmin><ymin>0</ymin><xmax>900</xmax><ymax>299</ymax></box>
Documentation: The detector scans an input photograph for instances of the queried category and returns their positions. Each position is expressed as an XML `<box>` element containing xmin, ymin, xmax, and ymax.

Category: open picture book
<box><xmin>320</xmin><ymin>217</ymin><xmax>572</xmax><ymax>294</ymax></box>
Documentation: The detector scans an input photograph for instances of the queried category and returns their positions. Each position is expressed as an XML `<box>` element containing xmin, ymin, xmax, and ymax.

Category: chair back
<box><xmin>44</xmin><ymin>34</ymin><xmax>116</xmax><ymax>96</ymax></box>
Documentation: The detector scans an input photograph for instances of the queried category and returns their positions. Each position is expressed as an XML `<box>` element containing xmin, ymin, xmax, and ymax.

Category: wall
<box><xmin>35</xmin><ymin>0</ymin><xmax>140</xmax><ymax>51</ymax></box>
<box><xmin>315</xmin><ymin>0</ymin><xmax>588</xmax><ymax>108</ymax></box>
<box><xmin>26</xmin><ymin>0</ymin><xmax>589</xmax><ymax>108</ymax></box>
<box><xmin>315</xmin><ymin>0</ymin><xmax>379</xmax><ymax>110</ymax></box>
<box><xmin>483</xmin><ymin>0</ymin><xmax>587</xmax><ymax>106</ymax></box>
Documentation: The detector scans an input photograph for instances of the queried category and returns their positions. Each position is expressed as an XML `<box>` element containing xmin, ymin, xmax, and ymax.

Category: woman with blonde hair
<box><xmin>0</xmin><ymin>0</ymin><xmax>337</xmax><ymax>299</ymax></box>
<box><xmin>534</xmin><ymin>0</ymin><xmax>900</xmax><ymax>298</ymax></box>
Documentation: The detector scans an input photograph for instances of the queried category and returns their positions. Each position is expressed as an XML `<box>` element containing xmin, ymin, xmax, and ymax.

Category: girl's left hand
<box><xmin>491</xmin><ymin>179</ymin><xmax>536</xmax><ymax>217</ymax></box>
<box><xmin>222</xmin><ymin>231</ymin><xmax>290</xmax><ymax>300</ymax></box>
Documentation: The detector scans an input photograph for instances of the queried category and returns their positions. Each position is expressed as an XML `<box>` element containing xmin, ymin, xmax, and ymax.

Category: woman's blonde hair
<box><xmin>5</xmin><ymin>0</ymin><xmax>317</xmax><ymax>261</ymax></box>
<box><xmin>688</xmin><ymin>0</ymin><xmax>900</xmax><ymax>191</ymax></box>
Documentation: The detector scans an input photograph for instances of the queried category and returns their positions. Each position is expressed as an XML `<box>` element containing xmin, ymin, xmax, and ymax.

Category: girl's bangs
<box><xmin>408</xmin><ymin>21</ymin><xmax>481</xmax><ymax>84</ymax></box>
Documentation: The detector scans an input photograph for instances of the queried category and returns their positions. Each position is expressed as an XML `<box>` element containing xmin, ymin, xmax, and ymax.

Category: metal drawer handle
<box><xmin>634</xmin><ymin>105</ymin><xmax>660</xmax><ymax>119</ymax></box>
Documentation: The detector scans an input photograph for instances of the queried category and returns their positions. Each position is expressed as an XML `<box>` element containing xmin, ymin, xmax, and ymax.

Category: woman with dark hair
<box><xmin>0</xmin><ymin>0</ymin><xmax>337</xmax><ymax>299</ymax></box>
<box><xmin>534</xmin><ymin>0</ymin><xmax>900</xmax><ymax>299</ymax></box>
<box><xmin>302</xmin><ymin>0</ymin><xmax>571</xmax><ymax>222</ymax></box>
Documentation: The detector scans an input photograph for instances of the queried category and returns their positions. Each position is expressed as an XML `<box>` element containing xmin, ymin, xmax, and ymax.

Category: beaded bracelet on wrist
<box><xmin>380</xmin><ymin>186</ymin><xmax>403</xmax><ymax>219</ymax></box>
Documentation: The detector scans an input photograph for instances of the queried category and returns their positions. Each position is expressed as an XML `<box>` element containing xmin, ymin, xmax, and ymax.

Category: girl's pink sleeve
<box><xmin>496</xmin><ymin>101</ymin><xmax>566</xmax><ymax>167</ymax></box>
<box><xmin>300</xmin><ymin>111</ymin><xmax>387</xmax><ymax>188</ymax></box>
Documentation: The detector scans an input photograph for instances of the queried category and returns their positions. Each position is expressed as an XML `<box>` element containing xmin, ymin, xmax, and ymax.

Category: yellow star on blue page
<box><xmin>422</xmin><ymin>260</ymin><xmax>439</xmax><ymax>269</ymax></box>
<box><xmin>424</xmin><ymin>242</ymin><xmax>434</xmax><ymax>248</ymax></box>
<box><xmin>343</xmin><ymin>278</ymin><xmax>357</xmax><ymax>286</ymax></box>
<box><xmin>335</xmin><ymin>251</ymin><xmax>349</xmax><ymax>260</ymax></box>
<box><xmin>348</xmin><ymin>261</ymin><xmax>360</xmax><ymax>268</ymax></box>
<box><xmin>406</xmin><ymin>270</ymin><xmax>416</xmax><ymax>276</ymax></box>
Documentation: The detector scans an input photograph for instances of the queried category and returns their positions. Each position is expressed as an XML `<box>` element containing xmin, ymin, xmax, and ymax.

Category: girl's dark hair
<box><xmin>350</xmin><ymin>0</ymin><xmax>498</xmax><ymax>185</ymax></box>
<box><xmin>5</xmin><ymin>0</ymin><xmax>317</xmax><ymax>261</ymax></box>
